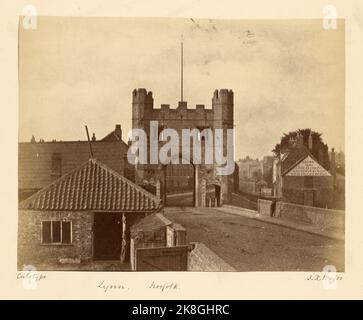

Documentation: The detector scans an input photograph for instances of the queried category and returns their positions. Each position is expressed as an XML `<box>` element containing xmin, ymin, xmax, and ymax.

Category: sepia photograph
<box><xmin>17</xmin><ymin>16</ymin><xmax>345</xmax><ymax>273</ymax></box>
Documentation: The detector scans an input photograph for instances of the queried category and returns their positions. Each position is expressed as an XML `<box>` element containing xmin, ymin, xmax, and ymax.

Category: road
<box><xmin>163</xmin><ymin>206</ymin><xmax>344</xmax><ymax>271</ymax></box>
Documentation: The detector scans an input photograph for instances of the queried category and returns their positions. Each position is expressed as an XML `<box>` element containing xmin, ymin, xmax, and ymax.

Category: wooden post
<box><xmin>201</xmin><ymin>179</ymin><xmax>206</xmax><ymax>207</ymax></box>
<box><xmin>84</xmin><ymin>125</ymin><xmax>94</xmax><ymax>158</ymax></box>
<box><xmin>120</xmin><ymin>213</ymin><xmax>127</xmax><ymax>263</ymax></box>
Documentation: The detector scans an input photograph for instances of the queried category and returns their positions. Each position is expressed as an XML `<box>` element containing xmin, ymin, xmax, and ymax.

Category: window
<box><xmin>41</xmin><ymin>221</ymin><xmax>72</xmax><ymax>244</ymax></box>
<box><xmin>51</xmin><ymin>153</ymin><xmax>62</xmax><ymax>176</ymax></box>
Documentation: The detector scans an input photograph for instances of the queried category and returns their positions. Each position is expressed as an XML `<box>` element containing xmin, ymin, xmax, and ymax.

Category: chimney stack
<box><xmin>288</xmin><ymin>134</ymin><xmax>295</xmax><ymax>148</ymax></box>
<box><xmin>296</xmin><ymin>132</ymin><xmax>304</xmax><ymax>147</ymax></box>
<box><xmin>308</xmin><ymin>132</ymin><xmax>313</xmax><ymax>151</ymax></box>
<box><xmin>115</xmin><ymin>124</ymin><xmax>122</xmax><ymax>140</ymax></box>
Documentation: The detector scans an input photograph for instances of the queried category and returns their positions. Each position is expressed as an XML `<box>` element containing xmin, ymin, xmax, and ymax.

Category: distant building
<box><xmin>237</xmin><ymin>155</ymin><xmax>274</xmax><ymax>195</ymax></box>
<box><xmin>18</xmin><ymin>124</ymin><xmax>133</xmax><ymax>202</ymax></box>
<box><xmin>237</xmin><ymin>156</ymin><xmax>262</xmax><ymax>181</ymax></box>
<box><xmin>272</xmin><ymin>133</ymin><xmax>333</xmax><ymax>207</ymax></box>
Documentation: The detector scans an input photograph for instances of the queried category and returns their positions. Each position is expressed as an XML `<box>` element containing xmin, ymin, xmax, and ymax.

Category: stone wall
<box><xmin>257</xmin><ymin>199</ymin><xmax>273</xmax><ymax>216</ymax></box>
<box><xmin>188</xmin><ymin>242</ymin><xmax>235</xmax><ymax>271</ymax></box>
<box><xmin>231</xmin><ymin>193</ymin><xmax>258</xmax><ymax>211</ymax></box>
<box><xmin>18</xmin><ymin>210</ymin><xmax>93</xmax><ymax>267</ymax></box>
<box><xmin>276</xmin><ymin>202</ymin><xmax>345</xmax><ymax>230</ymax></box>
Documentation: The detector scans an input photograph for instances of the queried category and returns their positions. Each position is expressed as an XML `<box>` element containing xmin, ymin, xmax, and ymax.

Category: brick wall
<box><xmin>188</xmin><ymin>242</ymin><xmax>235</xmax><ymax>271</ymax></box>
<box><xmin>18</xmin><ymin>210</ymin><xmax>93</xmax><ymax>267</ymax></box>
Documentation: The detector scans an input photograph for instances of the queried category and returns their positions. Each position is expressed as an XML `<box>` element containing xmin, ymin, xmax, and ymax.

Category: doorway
<box><xmin>303</xmin><ymin>190</ymin><xmax>315</xmax><ymax>206</ymax></box>
<box><xmin>164</xmin><ymin>163</ymin><xmax>196</xmax><ymax>207</ymax></box>
<box><xmin>93</xmin><ymin>213</ymin><xmax>123</xmax><ymax>260</ymax></box>
<box><xmin>206</xmin><ymin>184</ymin><xmax>221</xmax><ymax>207</ymax></box>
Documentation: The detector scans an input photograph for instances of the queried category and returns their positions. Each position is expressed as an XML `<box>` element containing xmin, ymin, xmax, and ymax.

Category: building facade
<box><xmin>131</xmin><ymin>88</ymin><xmax>238</xmax><ymax>207</ymax></box>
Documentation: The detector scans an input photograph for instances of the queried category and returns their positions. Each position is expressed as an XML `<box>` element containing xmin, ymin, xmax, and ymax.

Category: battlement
<box><xmin>177</xmin><ymin>101</ymin><xmax>187</xmax><ymax>109</ymax></box>
<box><xmin>132</xmin><ymin>88</ymin><xmax>153</xmax><ymax>104</ymax></box>
<box><xmin>212</xmin><ymin>89</ymin><xmax>233</xmax><ymax>105</ymax></box>
<box><xmin>161</xmin><ymin>104</ymin><xmax>170</xmax><ymax>111</ymax></box>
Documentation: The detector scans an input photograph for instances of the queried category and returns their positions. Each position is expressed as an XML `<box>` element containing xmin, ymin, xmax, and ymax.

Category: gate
<box><xmin>135</xmin><ymin>245</ymin><xmax>190</xmax><ymax>271</ymax></box>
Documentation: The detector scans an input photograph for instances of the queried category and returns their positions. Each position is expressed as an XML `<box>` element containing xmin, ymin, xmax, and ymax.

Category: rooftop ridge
<box><xmin>19</xmin><ymin>158</ymin><xmax>161</xmax><ymax>211</ymax></box>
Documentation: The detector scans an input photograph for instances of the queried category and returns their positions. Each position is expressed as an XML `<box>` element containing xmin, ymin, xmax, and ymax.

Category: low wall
<box><xmin>135</xmin><ymin>245</ymin><xmax>190</xmax><ymax>271</ymax></box>
<box><xmin>188</xmin><ymin>242</ymin><xmax>236</xmax><ymax>272</ymax></box>
<box><xmin>257</xmin><ymin>199</ymin><xmax>273</xmax><ymax>216</ymax></box>
<box><xmin>231</xmin><ymin>193</ymin><xmax>258</xmax><ymax>211</ymax></box>
<box><xmin>276</xmin><ymin>202</ymin><xmax>345</xmax><ymax>230</ymax></box>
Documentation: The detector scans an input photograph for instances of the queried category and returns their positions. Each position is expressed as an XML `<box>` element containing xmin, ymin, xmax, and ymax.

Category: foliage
<box><xmin>272</xmin><ymin>128</ymin><xmax>330</xmax><ymax>170</ymax></box>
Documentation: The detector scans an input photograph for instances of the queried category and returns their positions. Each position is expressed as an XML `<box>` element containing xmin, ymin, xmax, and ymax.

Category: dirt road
<box><xmin>163</xmin><ymin>206</ymin><xmax>344</xmax><ymax>271</ymax></box>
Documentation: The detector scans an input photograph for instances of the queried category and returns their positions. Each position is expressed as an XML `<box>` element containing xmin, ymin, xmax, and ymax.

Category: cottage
<box><xmin>18</xmin><ymin>158</ymin><xmax>161</xmax><ymax>269</ymax></box>
<box><xmin>273</xmin><ymin>144</ymin><xmax>333</xmax><ymax>207</ymax></box>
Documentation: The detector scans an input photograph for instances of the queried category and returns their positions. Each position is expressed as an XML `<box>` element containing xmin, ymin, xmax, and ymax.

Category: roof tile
<box><xmin>19</xmin><ymin>158</ymin><xmax>161</xmax><ymax>212</ymax></box>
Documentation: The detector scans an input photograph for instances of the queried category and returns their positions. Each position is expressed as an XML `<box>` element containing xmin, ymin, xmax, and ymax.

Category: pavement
<box><xmin>217</xmin><ymin>205</ymin><xmax>344</xmax><ymax>241</ymax></box>
<box><xmin>163</xmin><ymin>206</ymin><xmax>345</xmax><ymax>271</ymax></box>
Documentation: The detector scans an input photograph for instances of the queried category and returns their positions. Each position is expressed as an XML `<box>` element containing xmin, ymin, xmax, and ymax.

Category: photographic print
<box><xmin>17</xmin><ymin>16</ymin><xmax>345</xmax><ymax>273</ymax></box>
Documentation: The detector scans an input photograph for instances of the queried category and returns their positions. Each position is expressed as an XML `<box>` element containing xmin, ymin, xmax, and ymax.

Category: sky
<box><xmin>19</xmin><ymin>17</ymin><xmax>345</xmax><ymax>159</ymax></box>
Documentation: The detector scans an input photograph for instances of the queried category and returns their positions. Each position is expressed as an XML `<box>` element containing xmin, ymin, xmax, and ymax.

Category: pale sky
<box><xmin>19</xmin><ymin>17</ymin><xmax>345</xmax><ymax>159</ymax></box>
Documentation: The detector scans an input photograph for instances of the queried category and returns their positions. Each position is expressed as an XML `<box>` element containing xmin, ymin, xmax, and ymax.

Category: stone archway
<box><xmin>157</xmin><ymin>151</ymin><xmax>203</xmax><ymax>207</ymax></box>
<box><xmin>162</xmin><ymin>161</ymin><xmax>198</xmax><ymax>207</ymax></box>
<box><xmin>205</xmin><ymin>183</ymin><xmax>222</xmax><ymax>207</ymax></box>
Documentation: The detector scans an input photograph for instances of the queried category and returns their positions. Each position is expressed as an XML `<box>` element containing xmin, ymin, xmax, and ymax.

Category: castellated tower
<box><xmin>130</xmin><ymin>88</ymin><xmax>237</xmax><ymax>207</ymax></box>
<box><xmin>212</xmin><ymin>89</ymin><xmax>234</xmax><ymax>130</ymax></box>
<box><xmin>132</xmin><ymin>88</ymin><xmax>154</xmax><ymax>130</ymax></box>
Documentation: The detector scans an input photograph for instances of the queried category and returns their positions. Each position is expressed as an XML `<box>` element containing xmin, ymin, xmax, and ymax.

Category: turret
<box><xmin>132</xmin><ymin>88</ymin><xmax>153</xmax><ymax>128</ymax></box>
<box><xmin>212</xmin><ymin>89</ymin><xmax>234</xmax><ymax>128</ymax></box>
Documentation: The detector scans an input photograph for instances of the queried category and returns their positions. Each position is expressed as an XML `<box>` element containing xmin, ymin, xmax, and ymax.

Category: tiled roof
<box><xmin>19</xmin><ymin>158</ymin><xmax>161</xmax><ymax>212</ymax></box>
<box><xmin>281</xmin><ymin>145</ymin><xmax>312</xmax><ymax>175</ymax></box>
<box><xmin>18</xmin><ymin>140</ymin><xmax>129</xmax><ymax>190</ymax></box>
<box><xmin>130</xmin><ymin>213</ymin><xmax>172</xmax><ymax>236</ymax></box>
<box><xmin>101</xmin><ymin>125</ymin><xmax>123</xmax><ymax>142</ymax></box>
<box><xmin>101</xmin><ymin>131</ymin><xmax>121</xmax><ymax>141</ymax></box>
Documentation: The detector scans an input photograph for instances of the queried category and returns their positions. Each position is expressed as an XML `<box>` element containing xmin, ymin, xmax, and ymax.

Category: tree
<box><xmin>272</xmin><ymin>128</ymin><xmax>330</xmax><ymax>170</ymax></box>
